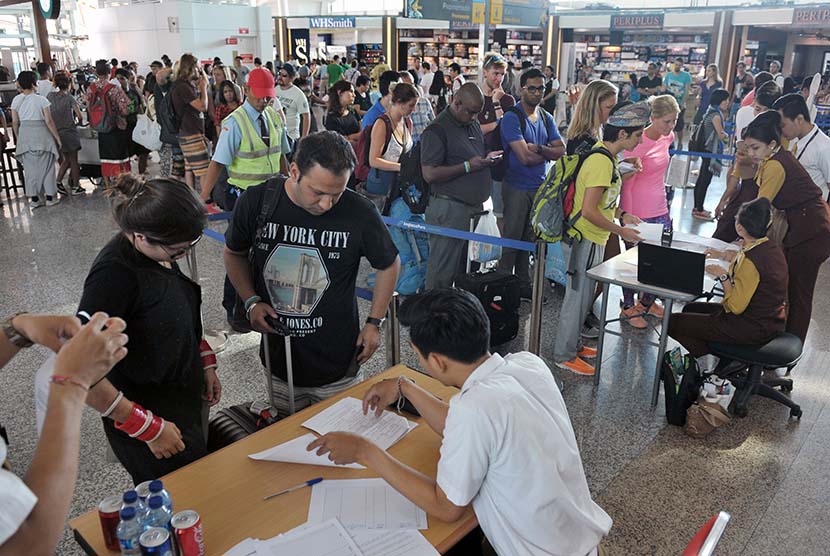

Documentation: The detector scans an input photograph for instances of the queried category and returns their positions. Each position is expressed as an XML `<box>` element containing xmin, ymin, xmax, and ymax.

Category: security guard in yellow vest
<box><xmin>200</xmin><ymin>67</ymin><xmax>290</xmax><ymax>206</ymax></box>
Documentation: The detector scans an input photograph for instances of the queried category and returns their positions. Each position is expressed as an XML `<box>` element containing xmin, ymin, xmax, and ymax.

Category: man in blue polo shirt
<box><xmin>360</xmin><ymin>70</ymin><xmax>400</xmax><ymax>130</ymax></box>
<box><xmin>500</xmin><ymin>68</ymin><xmax>565</xmax><ymax>299</ymax></box>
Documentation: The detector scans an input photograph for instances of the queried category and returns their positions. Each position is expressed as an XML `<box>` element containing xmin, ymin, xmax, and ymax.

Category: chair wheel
<box><xmin>790</xmin><ymin>407</ymin><xmax>802</xmax><ymax>419</ymax></box>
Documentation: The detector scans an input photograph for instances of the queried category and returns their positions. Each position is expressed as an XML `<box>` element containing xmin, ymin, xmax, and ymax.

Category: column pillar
<box><xmin>383</xmin><ymin>16</ymin><xmax>398</xmax><ymax>70</ymax></box>
<box><xmin>32</xmin><ymin>1</ymin><xmax>51</xmax><ymax>62</ymax></box>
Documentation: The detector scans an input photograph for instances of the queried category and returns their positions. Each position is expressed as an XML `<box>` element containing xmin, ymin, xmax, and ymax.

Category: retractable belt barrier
<box><xmin>669</xmin><ymin>149</ymin><xmax>736</xmax><ymax>161</ymax></box>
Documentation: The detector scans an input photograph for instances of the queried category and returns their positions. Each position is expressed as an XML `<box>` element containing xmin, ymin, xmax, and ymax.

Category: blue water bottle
<box><xmin>143</xmin><ymin>495</ymin><xmax>172</xmax><ymax>531</ymax></box>
<box><xmin>120</xmin><ymin>490</ymin><xmax>147</xmax><ymax>525</ymax></box>
<box><xmin>115</xmin><ymin>507</ymin><xmax>142</xmax><ymax>555</ymax></box>
<box><xmin>148</xmin><ymin>479</ymin><xmax>174</xmax><ymax>513</ymax></box>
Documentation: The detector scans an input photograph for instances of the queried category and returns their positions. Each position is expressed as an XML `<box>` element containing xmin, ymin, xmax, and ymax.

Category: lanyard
<box><xmin>796</xmin><ymin>128</ymin><xmax>820</xmax><ymax>162</ymax></box>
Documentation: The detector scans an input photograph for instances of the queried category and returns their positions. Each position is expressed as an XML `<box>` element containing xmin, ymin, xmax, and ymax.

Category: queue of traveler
<box><xmin>3</xmin><ymin>49</ymin><xmax>830</xmax><ymax>556</ymax></box>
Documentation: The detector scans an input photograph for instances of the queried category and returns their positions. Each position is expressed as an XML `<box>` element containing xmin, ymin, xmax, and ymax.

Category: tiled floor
<box><xmin>1</xmin><ymin>164</ymin><xmax>829</xmax><ymax>555</ymax></box>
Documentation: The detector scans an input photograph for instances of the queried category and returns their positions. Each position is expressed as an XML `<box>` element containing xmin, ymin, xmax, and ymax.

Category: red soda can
<box><xmin>97</xmin><ymin>494</ymin><xmax>122</xmax><ymax>551</ymax></box>
<box><xmin>171</xmin><ymin>510</ymin><xmax>204</xmax><ymax>556</ymax></box>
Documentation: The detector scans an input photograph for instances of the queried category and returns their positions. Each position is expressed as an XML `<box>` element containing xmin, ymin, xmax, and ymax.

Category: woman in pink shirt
<box><xmin>619</xmin><ymin>95</ymin><xmax>680</xmax><ymax>328</ymax></box>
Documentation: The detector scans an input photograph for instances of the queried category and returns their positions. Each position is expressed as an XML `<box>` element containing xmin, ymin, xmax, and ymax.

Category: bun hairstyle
<box><xmin>737</xmin><ymin>197</ymin><xmax>773</xmax><ymax>239</ymax></box>
<box><xmin>107</xmin><ymin>175</ymin><xmax>206</xmax><ymax>245</ymax></box>
<box><xmin>742</xmin><ymin>110</ymin><xmax>782</xmax><ymax>145</ymax></box>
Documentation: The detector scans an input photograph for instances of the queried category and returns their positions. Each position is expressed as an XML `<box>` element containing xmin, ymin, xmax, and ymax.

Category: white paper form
<box><xmin>350</xmin><ymin>529</ymin><xmax>439</xmax><ymax>556</ymax></box>
<box><xmin>224</xmin><ymin>537</ymin><xmax>259</xmax><ymax>556</ymax></box>
<box><xmin>626</xmin><ymin>222</ymin><xmax>664</xmax><ymax>244</ymax></box>
<box><xmin>672</xmin><ymin>231</ymin><xmax>740</xmax><ymax>253</ymax></box>
<box><xmin>248</xmin><ymin>433</ymin><xmax>365</xmax><ymax>469</ymax></box>
<box><xmin>302</xmin><ymin>397</ymin><xmax>416</xmax><ymax>451</ymax></box>
<box><xmin>308</xmin><ymin>478</ymin><xmax>428</xmax><ymax>530</ymax></box>
<box><xmin>254</xmin><ymin>519</ymin><xmax>365</xmax><ymax>556</ymax></box>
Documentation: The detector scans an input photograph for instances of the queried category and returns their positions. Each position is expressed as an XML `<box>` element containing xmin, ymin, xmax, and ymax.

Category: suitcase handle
<box><xmin>263</xmin><ymin>316</ymin><xmax>296</xmax><ymax>415</ymax></box>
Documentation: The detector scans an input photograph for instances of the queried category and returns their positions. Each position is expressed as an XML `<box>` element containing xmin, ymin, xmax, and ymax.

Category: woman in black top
<box><xmin>324</xmin><ymin>80</ymin><xmax>361</xmax><ymax>143</ymax></box>
<box><xmin>429</xmin><ymin>70</ymin><xmax>448</xmax><ymax>113</ymax></box>
<box><xmin>80</xmin><ymin>175</ymin><xmax>220</xmax><ymax>484</ymax></box>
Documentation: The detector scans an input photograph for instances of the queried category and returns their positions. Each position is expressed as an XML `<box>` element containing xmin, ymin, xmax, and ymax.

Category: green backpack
<box><xmin>531</xmin><ymin>146</ymin><xmax>615</xmax><ymax>243</ymax></box>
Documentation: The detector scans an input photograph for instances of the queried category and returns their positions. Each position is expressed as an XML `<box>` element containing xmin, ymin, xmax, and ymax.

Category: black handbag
<box><xmin>661</xmin><ymin>352</ymin><xmax>703</xmax><ymax>426</ymax></box>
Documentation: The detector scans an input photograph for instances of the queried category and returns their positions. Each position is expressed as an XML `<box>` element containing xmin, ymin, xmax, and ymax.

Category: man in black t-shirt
<box><xmin>637</xmin><ymin>63</ymin><xmax>662</xmax><ymax>99</ymax></box>
<box><xmin>225</xmin><ymin>131</ymin><xmax>400</xmax><ymax>413</ymax></box>
<box><xmin>353</xmin><ymin>75</ymin><xmax>373</xmax><ymax>117</ymax></box>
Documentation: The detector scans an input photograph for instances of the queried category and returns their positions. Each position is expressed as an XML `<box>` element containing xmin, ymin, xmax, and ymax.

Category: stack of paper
<box><xmin>302</xmin><ymin>397</ymin><xmax>417</xmax><ymax>451</ymax></box>
<box><xmin>225</xmin><ymin>518</ymin><xmax>438</xmax><ymax>556</ymax></box>
<box><xmin>307</xmin><ymin>478</ymin><xmax>428</xmax><ymax>530</ymax></box>
<box><xmin>248</xmin><ymin>433</ymin><xmax>365</xmax><ymax>469</ymax></box>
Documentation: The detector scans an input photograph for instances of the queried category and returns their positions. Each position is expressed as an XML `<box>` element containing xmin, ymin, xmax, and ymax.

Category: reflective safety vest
<box><xmin>226</xmin><ymin>104</ymin><xmax>284</xmax><ymax>189</ymax></box>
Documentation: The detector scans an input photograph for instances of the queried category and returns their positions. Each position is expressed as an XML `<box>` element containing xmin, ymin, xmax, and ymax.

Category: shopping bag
<box><xmin>544</xmin><ymin>241</ymin><xmax>567</xmax><ymax>286</ymax></box>
<box><xmin>468</xmin><ymin>210</ymin><xmax>502</xmax><ymax>263</ymax></box>
<box><xmin>132</xmin><ymin>114</ymin><xmax>162</xmax><ymax>151</ymax></box>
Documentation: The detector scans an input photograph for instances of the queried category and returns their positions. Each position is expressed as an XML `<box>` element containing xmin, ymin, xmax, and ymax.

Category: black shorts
<box><xmin>674</xmin><ymin>108</ymin><xmax>685</xmax><ymax>132</ymax></box>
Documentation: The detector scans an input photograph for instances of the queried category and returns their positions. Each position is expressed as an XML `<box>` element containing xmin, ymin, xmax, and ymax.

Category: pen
<box><xmin>263</xmin><ymin>477</ymin><xmax>323</xmax><ymax>501</ymax></box>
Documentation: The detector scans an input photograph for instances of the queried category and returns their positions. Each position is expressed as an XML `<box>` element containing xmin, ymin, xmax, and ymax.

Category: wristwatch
<box><xmin>365</xmin><ymin>317</ymin><xmax>386</xmax><ymax>329</ymax></box>
<box><xmin>2</xmin><ymin>313</ymin><xmax>33</xmax><ymax>348</ymax></box>
<box><xmin>717</xmin><ymin>273</ymin><xmax>730</xmax><ymax>284</ymax></box>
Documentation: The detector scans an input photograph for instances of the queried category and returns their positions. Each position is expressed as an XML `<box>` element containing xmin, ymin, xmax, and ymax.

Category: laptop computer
<box><xmin>637</xmin><ymin>242</ymin><xmax>705</xmax><ymax>296</ymax></box>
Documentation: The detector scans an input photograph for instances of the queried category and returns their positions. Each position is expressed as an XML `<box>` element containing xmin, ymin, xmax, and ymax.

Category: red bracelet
<box><xmin>200</xmin><ymin>339</ymin><xmax>217</xmax><ymax>371</ymax></box>
<box><xmin>138</xmin><ymin>415</ymin><xmax>164</xmax><ymax>442</ymax></box>
<box><xmin>115</xmin><ymin>404</ymin><xmax>149</xmax><ymax>436</ymax></box>
<box><xmin>50</xmin><ymin>375</ymin><xmax>90</xmax><ymax>392</ymax></box>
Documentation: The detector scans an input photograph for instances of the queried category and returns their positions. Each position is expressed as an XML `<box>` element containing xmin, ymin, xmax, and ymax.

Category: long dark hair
<box><xmin>107</xmin><ymin>175</ymin><xmax>206</xmax><ymax>245</ymax></box>
<box><xmin>327</xmin><ymin>80</ymin><xmax>354</xmax><ymax>115</ymax></box>
<box><xmin>429</xmin><ymin>70</ymin><xmax>446</xmax><ymax>96</ymax></box>
<box><xmin>217</xmin><ymin>80</ymin><xmax>241</xmax><ymax>106</ymax></box>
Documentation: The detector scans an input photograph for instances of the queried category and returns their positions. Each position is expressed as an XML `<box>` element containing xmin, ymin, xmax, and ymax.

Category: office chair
<box><xmin>708</xmin><ymin>332</ymin><xmax>803</xmax><ymax>419</ymax></box>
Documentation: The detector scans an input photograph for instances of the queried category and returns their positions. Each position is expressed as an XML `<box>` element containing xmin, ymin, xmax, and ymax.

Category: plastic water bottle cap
<box><xmin>122</xmin><ymin>490</ymin><xmax>138</xmax><ymax>503</ymax></box>
<box><xmin>149</xmin><ymin>479</ymin><xmax>164</xmax><ymax>493</ymax></box>
<box><xmin>148</xmin><ymin>495</ymin><xmax>163</xmax><ymax>509</ymax></box>
<box><xmin>120</xmin><ymin>506</ymin><xmax>136</xmax><ymax>520</ymax></box>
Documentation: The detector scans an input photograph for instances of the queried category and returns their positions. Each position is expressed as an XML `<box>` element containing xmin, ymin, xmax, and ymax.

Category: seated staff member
<box><xmin>742</xmin><ymin>111</ymin><xmax>830</xmax><ymax>344</ymax></box>
<box><xmin>225</xmin><ymin>132</ymin><xmax>400</xmax><ymax>415</ymax></box>
<box><xmin>0</xmin><ymin>313</ymin><xmax>127</xmax><ymax>556</ymax></box>
<box><xmin>308</xmin><ymin>289</ymin><xmax>612</xmax><ymax>556</ymax></box>
<box><xmin>774</xmin><ymin>93</ymin><xmax>830</xmax><ymax>201</ymax></box>
<box><xmin>668</xmin><ymin>198</ymin><xmax>788</xmax><ymax>359</ymax></box>
<box><xmin>553</xmin><ymin>102</ymin><xmax>647</xmax><ymax>377</ymax></box>
<box><xmin>712</xmin><ymin>80</ymin><xmax>781</xmax><ymax>242</ymax></box>
<box><xmin>80</xmin><ymin>176</ymin><xmax>219</xmax><ymax>484</ymax></box>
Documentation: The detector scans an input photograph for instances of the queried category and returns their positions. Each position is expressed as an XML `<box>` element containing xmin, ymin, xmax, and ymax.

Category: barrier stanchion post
<box><xmin>186</xmin><ymin>244</ymin><xmax>229</xmax><ymax>353</ymax></box>
<box><xmin>681</xmin><ymin>154</ymin><xmax>692</xmax><ymax>189</ymax></box>
<box><xmin>529</xmin><ymin>240</ymin><xmax>547</xmax><ymax>356</ymax></box>
<box><xmin>385</xmin><ymin>293</ymin><xmax>401</xmax><ymax>367</ymax></box>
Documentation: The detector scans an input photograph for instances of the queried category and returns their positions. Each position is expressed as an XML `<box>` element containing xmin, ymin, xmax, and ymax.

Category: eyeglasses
<box><xmin>148</xmin><ymin>234</ymin><xmax>203</xmax><ymax>259</ymax></box>
<box><xmin>524</xmin><ymin>85</ymin><xmax>545</xmax><ymax>93</ymax></box>
<box><xmin>278</xmin><ymin>72</ymin><xmax>289</xmax><ymax>78</ymax></box>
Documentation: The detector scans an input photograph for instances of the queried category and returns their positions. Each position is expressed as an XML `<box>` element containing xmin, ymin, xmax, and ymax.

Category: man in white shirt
<box><xmin>276</xmin><ymin>63</ymin><xmax>310</xmax><ymax>141</ymax></box>
<box><xmin>775</xmin><ymin>93</ymin><xmax>830</xmax><ymax>200</ymax></box>
<box><xmin>448</xmin><ymin>63</ymin><xmax>466</xmax><ymax>102</ymax></box>
<box><xmin>35</xmin><ymin>62</ymin><xmax>53</xmax><ymax>96</ymax></box>
<box><xmin>769</xmin><ymin>60</ymin><xmax>785</xmax><ymax>89</ymax></box>
<box><xmin>0</xmin><ymin>312</ymin><xmax>127</xmax><ymax>554</ymax></box>
<box><xmin>309</xmin><ymin>289</ymin><xmax>612</xmax><ymax>556</ymax></box>
<box><xmin>420</xmin><ymin>61</ymin><xmax>435</xmax><ymax>95</ymax></box>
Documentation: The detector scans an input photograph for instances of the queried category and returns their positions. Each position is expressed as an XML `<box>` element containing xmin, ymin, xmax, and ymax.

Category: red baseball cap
<box><xmin>247</xmin><ymin>67</ymin><xmax>276</xmax><ymax>98</ymax></box>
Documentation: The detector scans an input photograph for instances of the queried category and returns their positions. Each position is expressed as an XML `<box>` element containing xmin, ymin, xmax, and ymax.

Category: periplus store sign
<box><xmin>793</xmin><ymin>7</ymin><xmax>830</xmax><ymax>27</ymax></box>
<box><xmin>610</xmin><ymin>13</ymin><xmax>664</xmax><ymax>30</ymax></box>
<box><xmin>309</xmin><ymin>16</ymin><xmax>356</xmax><ymax>29</ymax></box>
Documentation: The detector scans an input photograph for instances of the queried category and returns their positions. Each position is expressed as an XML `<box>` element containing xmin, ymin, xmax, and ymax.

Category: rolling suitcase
<box><xmin>456</xmin><ymin>212</ymin><xmax>521</xmax><ymax>347</ymax></box>
<box><xmin>206</xmin><ymin>320</ymin><xmax>292</xmax><ymax>452</ymax></box>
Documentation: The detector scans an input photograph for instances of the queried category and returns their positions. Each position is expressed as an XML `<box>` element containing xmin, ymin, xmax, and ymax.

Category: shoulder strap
<box><xmin>508</xmin><ymin>105</ymin><xmax>527</xmax><ymax>133</ymax></box>
<box><xmin>254</xmin><ymin>176</ymin><xmax>286</xmax><ymax>244</ymax></box>
<box><xmin>377</xmin><ymin>113</ymin><xmax>394</xmax><ymax>155</ymax></box>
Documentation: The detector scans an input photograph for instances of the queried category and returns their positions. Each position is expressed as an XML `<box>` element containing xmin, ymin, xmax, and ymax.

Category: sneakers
<box><xmin>645</xmin><ymin>300</ymin><xmax>664</xmax><ymax>319</ymax></box>
<box><xmin>580</xmin><ymin>323</ymin><xmax>600</xmax><ymax>339</ymax></box>
<box><xmin>70</xmin><ymin>184</ymin><xmax>85</xmax><ymax>195</ymax></box>
<box><xmin>56</xmin><ymin>183</ymin><xmax>68</xmax><ymax>196</ymax></box>
<box><xmin>30</xmin><ymin>198</ymin><xmax>45</xmax><ymax>209</ymax></box>
<box><xmin>46</xmin><ymin>197</ymin><xmax>60</xmax><ymax>207</ymax></box>
<box><xmin>577</xmin><ymin>346</ymin><xmax>597</xmax><ymax>359</ymax></box>
<box><xmin>620</xmin><ymin>304</ymin><xmax>648</xmax><ymax>329</ymax></box>
<box><xmin>692</xmin><ymin>209</ymin><xmax>714</xmax><ymax>221</ymax></box>
<box><xmin>556</xmin><ymin>357</ymin><xmax>595</xmax><ymax>376</ymax></box>
<box><xmin>58</xmin><ymin>182</ymin><xmax>85</xmax><ymax>196</ymax></box>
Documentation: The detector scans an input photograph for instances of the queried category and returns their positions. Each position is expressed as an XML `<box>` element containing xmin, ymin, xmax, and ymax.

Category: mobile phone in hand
<box><xmin>489</xmin><ymin>154</ymin><xmax>503</xmax><ymax>162</ymax></box>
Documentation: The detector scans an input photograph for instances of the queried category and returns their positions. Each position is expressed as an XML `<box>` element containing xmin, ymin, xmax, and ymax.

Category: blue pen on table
<box><xmin>263</xmin><ymin>477</ymin><xmax>323</xmax><ymax>501</ymax></box>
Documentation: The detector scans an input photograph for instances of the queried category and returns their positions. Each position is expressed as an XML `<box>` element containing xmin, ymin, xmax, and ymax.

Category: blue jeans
<box><xmin>366</xmin><ymin>168</ymin><xmax>397</xmax><ymax>196</ymax></box>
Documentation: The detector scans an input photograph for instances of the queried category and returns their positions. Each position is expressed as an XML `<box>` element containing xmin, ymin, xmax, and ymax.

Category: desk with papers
<box><xmin>69</xmin><ymin>366</ymin><xmax>477</xmax><ymax>555</ymax></box>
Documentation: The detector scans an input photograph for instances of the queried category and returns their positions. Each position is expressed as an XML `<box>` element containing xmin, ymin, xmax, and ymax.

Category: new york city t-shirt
<box><xmin>225</xmin><ymin>178</ymin><xmax>398</xmax><ymax>386</ymax></box>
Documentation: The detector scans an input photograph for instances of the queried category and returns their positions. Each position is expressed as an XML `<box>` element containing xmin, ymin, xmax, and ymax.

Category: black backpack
<box><xmin>395</xmin><ymin>124</ymin><xmax>447</xmax><ymax>214</ymax></box>
<box><xmin>661</xmin><ymin>352</ymin><xmax>704</xmax><ymax>426</ymax></box>
<box><xmin>156</xmin><ymin>83</ymin><xmax>180</xmax><ymax>145</ymax></box>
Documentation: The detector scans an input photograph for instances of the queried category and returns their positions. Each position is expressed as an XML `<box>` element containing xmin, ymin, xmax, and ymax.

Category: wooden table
<box><xmin>69</xmin><ymin>366</ymin><xmax>476</xmax><ymax>555</ymax></box>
